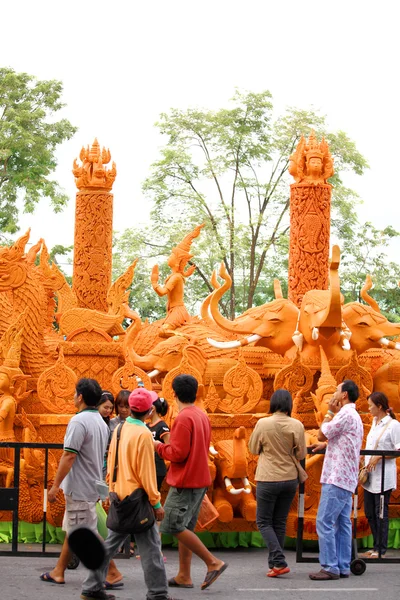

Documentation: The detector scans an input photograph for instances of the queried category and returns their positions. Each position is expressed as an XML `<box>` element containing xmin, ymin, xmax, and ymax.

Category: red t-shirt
<box><xmin>157</xmin><ymin>405</ymin><xmax>211</xmax><ymax>488</ymax></box>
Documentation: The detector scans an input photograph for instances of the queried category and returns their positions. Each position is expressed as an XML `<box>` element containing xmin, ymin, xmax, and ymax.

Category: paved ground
<box><xmin>1</xmin><ymin>546</ymin><xmax>400</xmax><ymax>600</ymax></box>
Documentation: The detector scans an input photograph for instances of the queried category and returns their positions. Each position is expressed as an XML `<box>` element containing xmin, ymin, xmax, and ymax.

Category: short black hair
<box><xmin>269</xmin><ymin>388</ymin><xmax>293</xmax><ymax>417</ymax></box>
<box><xmin>172</xmin><ymin>374</ymin><xmax>198</xmax><ymax>404</ymax></box>
<box><xmin>76</xmin><ymin>378</ymin><xmax>102</xmax><ymax>407</ymax></box>
<box><xmin>97</xmin><ymin>390</ymin><xmax>114</xmax><ymax>408</ymax></box>
<box><xmin>153</xmin><ymin>397</ymin><xmax>169</xmax><ymax>417</ymax></box>
<box><xmin>341</xmin><ymin>380</ymin><xmax>359</xmax><ymax>403</ymax></box>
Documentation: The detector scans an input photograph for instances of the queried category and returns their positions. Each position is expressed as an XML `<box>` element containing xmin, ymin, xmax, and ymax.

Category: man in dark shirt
<box><xmin>155</xmin><ymin>374</ymin><xmax>228</xmax><ymax>591</ymax></box>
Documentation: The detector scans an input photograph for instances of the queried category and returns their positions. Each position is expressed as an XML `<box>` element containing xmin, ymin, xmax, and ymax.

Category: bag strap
<box><xmin>112</xmin><ymin>422</ymin><xmax>125</xmax><ymax>484</ymax></box>
<box><xmin>372</xmin><ymin>419</ymin><xmax>391</xmax><ymax>450</ymax></box>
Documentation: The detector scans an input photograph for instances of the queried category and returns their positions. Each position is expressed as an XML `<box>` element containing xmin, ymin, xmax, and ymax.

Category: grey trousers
<box><xmin>82</xmin><ymin>524</ymin><xmax>168</xmax><ymax>600</ymax></box>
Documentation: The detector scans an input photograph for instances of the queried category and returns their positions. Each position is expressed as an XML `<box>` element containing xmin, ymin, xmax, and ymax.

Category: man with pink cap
<box><xmin>81</xmin><ymin>387</ymin><xmax>179</xmax><ymax>600</ymax></box>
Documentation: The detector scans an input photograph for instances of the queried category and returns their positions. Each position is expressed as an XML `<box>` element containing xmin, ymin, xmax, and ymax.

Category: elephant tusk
<box><xmin>242</xmin><ymin>477</ymin><xmax>251</xmax><ymax>494</ymax></box>
<box><xmin>379</xmin><ymin>338</ymin><xmax>400</xmax><ymax>350</ymax></box>
<box><xmin>207</xmin><ymin>334</ymin><xmax>262</xmax><ymax>349</ymax></box>
<box><xmin>224</xmin><ymin>477</ymin><xmax>244</xmax><ymax>495</ymax></box>
<box><xmin>209</xmin><ymin>445</ymin><xmax>218</xmax><ymax>456</ymax></box>
<box><xmin>147</xmin><ymin>369</ymin><xmax>160</xmax><ymax>378</ymax></box>
<box><xmin>312</xmin><ymin>327</ymin><xmax>319</xmax><ymax>341</ymax></box>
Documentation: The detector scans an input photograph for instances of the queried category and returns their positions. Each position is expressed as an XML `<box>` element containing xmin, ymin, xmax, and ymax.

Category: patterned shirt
<box><xmin>320</xmin><ymin>403</ymin><xmax>363</xmax><ymax>493</ymax></box>
<box><xmin>363</xmin><ymin>415</ymin><xmax>400</xmax><ymax>494</ymax></box>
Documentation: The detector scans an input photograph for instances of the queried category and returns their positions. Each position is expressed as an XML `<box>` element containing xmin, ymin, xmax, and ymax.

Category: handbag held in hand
<box><xmin>106</xmin><ymin>423</ymin><xmax>155</xmax><ymax>534</ymax></box>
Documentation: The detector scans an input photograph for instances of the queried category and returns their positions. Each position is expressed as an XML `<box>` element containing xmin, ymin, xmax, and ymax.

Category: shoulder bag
<box><xmin>106</xmin><ymin>422</ymin><xmax>155</xmax><ymax>534</ymax></box>
<box><xmin>359</xmin><ymin>420</ymin><xmax>391</xmax><ymax>486</ymax></box>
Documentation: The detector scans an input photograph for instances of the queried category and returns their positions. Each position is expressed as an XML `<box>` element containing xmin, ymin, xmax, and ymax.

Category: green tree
<box><xmin>339</xmin><ymin>222</ymin><xmax>400</xmax><ymax>322</ymax></box>
<box><xmin>0</xmin><ymin>67</ymin><xmax>77</xmax><ymax>233</ymax></box>
<box><xmin>143</xmin><ymin>90</ymin><xmax>369</xmax><ymax>318</ymax></box>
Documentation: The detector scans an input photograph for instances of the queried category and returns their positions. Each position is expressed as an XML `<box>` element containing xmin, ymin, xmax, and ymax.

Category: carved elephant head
<box><xmin>343</xmin><ymin>302</ymin><xmax>400</xmax><ymax>354</ymax></box>
<box><xmin>207</xmin><ymin>263</ymin><xmax>299</xmax><ymax>356</ymax></box>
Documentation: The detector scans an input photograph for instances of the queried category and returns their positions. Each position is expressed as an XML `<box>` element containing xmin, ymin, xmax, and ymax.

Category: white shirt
<box><xmin>362</xmin><ymin>415</ymin><xmax>400</xmax><ymax>494</ymax></box>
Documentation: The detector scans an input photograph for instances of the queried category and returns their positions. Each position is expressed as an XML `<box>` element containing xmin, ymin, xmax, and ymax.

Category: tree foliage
<box><xmin>142</xmin><ymin>90</ymin><xmax>369</xmax><ymax>318</ymax></box>
<box><xmin>339</xmin><ymin>222</ymin><xmax>400</xmax><ymax>322</ymax></box>
<box><xmin>0</xmin><ymin>67</ymin><xmax>77</xmax><ymax>233</ymax></box>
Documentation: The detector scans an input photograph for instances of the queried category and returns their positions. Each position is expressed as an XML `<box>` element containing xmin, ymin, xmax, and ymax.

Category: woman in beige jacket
<box><xmin>249</xmin><ymin>389</ymin><xmax>306</xmax><ymax>577</ymax></box>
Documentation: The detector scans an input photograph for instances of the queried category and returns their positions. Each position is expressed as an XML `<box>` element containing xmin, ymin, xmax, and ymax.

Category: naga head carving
<box><xmin>0</xmin><ymin>230</ymin><xmax>30</xmax><ymax>290</ymax></box>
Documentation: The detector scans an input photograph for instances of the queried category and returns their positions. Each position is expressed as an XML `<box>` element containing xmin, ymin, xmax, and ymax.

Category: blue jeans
<box><xmin>256</xmin><ymin>479</ymin><xmax>298</xmax><ymax>568</ymax></box>
<box><xmin>316</xmin><ymin>483</ymin><xmax>352</xmax><ymax>575</ymax></box>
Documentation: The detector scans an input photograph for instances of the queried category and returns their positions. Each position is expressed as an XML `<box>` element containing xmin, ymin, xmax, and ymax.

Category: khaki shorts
<box><xmin>62</xmin><ymin>494</ymin><xmax>98</xmax><ymax>535</ymax></box>
<box><xmin>160</xmin><ymin>487</ymin><xmax>207</xmax><ymax>535</ymax></box>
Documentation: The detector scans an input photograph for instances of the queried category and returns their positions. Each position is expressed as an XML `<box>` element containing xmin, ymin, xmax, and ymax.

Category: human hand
<box><xmin>308</xmin><ymin>442</ymin><xmax>327</xmax><ymax>453</ymax></box>
<box><xmin>328</xmin><ymin>396</ymin><xmax>341</xmax><ymax>414</ymax></box>
<box><xmin>48</xmin><ymin>485</ymin><xmax>60</xmax><ymax>503</ymax></box>
<box><xmin>367</xmin><ymin>456</ymin><xmax>381</xmax><ymax>471</ymax></box>
<box><xmin>154</xmin><ymin>506</ymin><xmax>165</xmax><ymax>521</ymax></box>
<box><xmin>153</xmin><ymin>440</ymin><xmax>161</xmax><ymax>450</ymax></box>
<box><xmin>151</xmin><ymin>265</ymin><xmax>159</xmax><ymax>285</ymax></box>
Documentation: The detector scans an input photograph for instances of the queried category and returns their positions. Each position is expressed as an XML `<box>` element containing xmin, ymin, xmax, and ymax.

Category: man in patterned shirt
<box><xmin>309</xmin><ymin>380</ymin><xmax>363</xmax><ymax>580</ymax></box>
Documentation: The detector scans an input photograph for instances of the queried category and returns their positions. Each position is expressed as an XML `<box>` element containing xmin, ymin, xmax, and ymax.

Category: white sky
<box><xmin>2</xmin><ymin>0</ymin><xmax>400</xmax><ymax>269</ymax></box>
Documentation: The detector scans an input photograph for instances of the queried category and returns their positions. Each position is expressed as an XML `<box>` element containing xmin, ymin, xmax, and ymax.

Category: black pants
<box><xmin>256</xmin><ymin>479</ymin><xmax>298</xmax><ymax>568</ymax></box>
<box><xmin>363</xmin><ymin>488</ymin><xmax>393</xmax><ymax>554</ymax></box>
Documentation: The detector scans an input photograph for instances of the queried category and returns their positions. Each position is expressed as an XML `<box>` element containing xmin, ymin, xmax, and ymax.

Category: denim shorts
<box><xmin>160</xmin><ymin>486</ymin><xmax>207</xmax><ymax>535</ymax></box>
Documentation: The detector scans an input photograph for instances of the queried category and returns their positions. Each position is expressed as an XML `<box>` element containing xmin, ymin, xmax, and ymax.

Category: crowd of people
<box><xmin>39</xmin><ymin>376</ymin><xmax>400</xmax><ymax>599</ymax></box>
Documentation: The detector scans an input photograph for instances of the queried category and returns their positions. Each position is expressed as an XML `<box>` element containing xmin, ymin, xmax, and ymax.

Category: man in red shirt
<box><xmin>155</xmin><ymin>374</ymin><xmax>228</xmax><ymax>591</ymax></box>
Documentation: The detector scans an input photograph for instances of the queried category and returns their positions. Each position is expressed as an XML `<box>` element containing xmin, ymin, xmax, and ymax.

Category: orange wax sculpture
<box><xmin>1</xmin><ymin>134</ymin><xmax>400</xmax><ymax>540</ymax></box>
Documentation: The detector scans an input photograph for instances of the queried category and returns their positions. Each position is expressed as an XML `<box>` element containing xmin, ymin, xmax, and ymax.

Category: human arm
<box><xmin>161</xmin><ymin>432</ymin><xmax>170</xmax><ymax>444</ymax></box>
<box><xmin>156</xmin><ymin>420</ymin><xmax>192</xmax><ymax>463</ymax></box>
<box><xmin>318</xmin><ymin>396</ymin><xmax>344</xmax><ymax>441</ymax></box>
<box><xmin>48</xmin><ymin>451</ymin><xmax>77</xmax><ymax>503</ymax></box>
<box><xmin>137</xmin><ymin>434</ymin><xmax>162</xmax><ymax>509</ymax></box>
<box><xmin>248</xmin><ymin>421</ymin><xmax>263</xmax><ymax>455</ymax></box>
<box><xmin>294</xmin><ymin>425</ymin><xmax>307</xmax><ymax>460</ymax></box>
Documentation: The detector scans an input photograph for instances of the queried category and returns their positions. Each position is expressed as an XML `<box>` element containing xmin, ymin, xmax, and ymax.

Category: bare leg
<box><xmin>47</xmin><ymin>536</ymin><xmax>71</xmax><ymax>583</ymax></box>
<box><xmin>170</xmin><ymin>541</ymin><xmax>193</xmax><ymax>586</ymax></box>
<box><xmin>175</xmin><ymin>530</ymin><xmax>224</xmax><ymax>573</ymax></box>
<box><xmin>105</xmin><ymin>559</ymin><xmax>123</xmax><ymax>584</ymax></box>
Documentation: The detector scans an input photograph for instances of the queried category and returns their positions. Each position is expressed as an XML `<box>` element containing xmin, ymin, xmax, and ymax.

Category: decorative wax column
<box><xmin>71</xmin><ymin>139</ymin><xmax>116</xmax><ymax>311</ymax></box>
<box><xmin>287</xmin><ymin>131</ymin><xmax>334</xmax><ymax>307</ymax></box>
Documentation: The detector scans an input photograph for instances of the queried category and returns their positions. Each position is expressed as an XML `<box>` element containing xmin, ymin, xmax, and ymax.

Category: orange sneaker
<box><xmin>267</xmin><ymin>566</ymin><xmax>290</xmax><ymax>578</ymax></box>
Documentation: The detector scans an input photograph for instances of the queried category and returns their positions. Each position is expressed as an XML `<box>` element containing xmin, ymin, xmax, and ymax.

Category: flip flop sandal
<box><xmin>104</xmin><ymin>581</ymin><xmax>124</xmax><ymax>589</ymax></box>
<box><xmin>40</xmin><ymin>572</ymin><xmax>65</xmax><ymax>584</ymax></box>
<box><xmin>201</xmin><ymin>562</ymin><xmax>229</xmax><ymax>591</ymax></box>
<box><xmin>267</xmin><ymin>566</ymin><xmax>290</xmax><ymax>577</ymax></box>
<box><xmin>168</xmin><ymin>577</ymin><xmax>194</xmax><ymax>588</ymax></box>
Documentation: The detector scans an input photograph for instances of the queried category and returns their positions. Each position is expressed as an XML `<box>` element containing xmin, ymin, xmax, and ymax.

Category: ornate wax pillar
<box><xmin>287</xmin><ymin>131</ymin><xmax>334</xmax><ymax>307</ymax></box>
<box><xmin>72</xmin><ymin>139</ymin><xmax>116</xmax><ymax>311</ymax></box>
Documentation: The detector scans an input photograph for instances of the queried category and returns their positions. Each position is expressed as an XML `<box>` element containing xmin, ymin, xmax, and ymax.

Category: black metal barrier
<box><xmin>296</xmin><ymin>448</ymin><xmax>400</xmax><ymax>574</ymax></box>
<box><xmin>0</xmin><ymin>441</ymin><xmax>63</xmax><ymax>556</ymax></box>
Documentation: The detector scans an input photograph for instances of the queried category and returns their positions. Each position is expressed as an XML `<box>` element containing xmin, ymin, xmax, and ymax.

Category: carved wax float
<box><xmin>1</xmin><ymin>134</ymin><xmax>400</xmax><ymax>539</ymax></box>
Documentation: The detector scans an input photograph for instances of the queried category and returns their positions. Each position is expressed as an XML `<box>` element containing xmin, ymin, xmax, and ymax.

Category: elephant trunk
<box><xmin>209</xmin><ymin>263</ymin><xmax>255</xmax><ymax>335</ymax></box>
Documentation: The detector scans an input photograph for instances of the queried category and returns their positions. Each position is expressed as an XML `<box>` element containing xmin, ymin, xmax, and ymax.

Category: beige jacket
<box><xmin>248</xmin><ymin>412</ymin><xmax>307</xmax><ymax>482</ymax></box>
